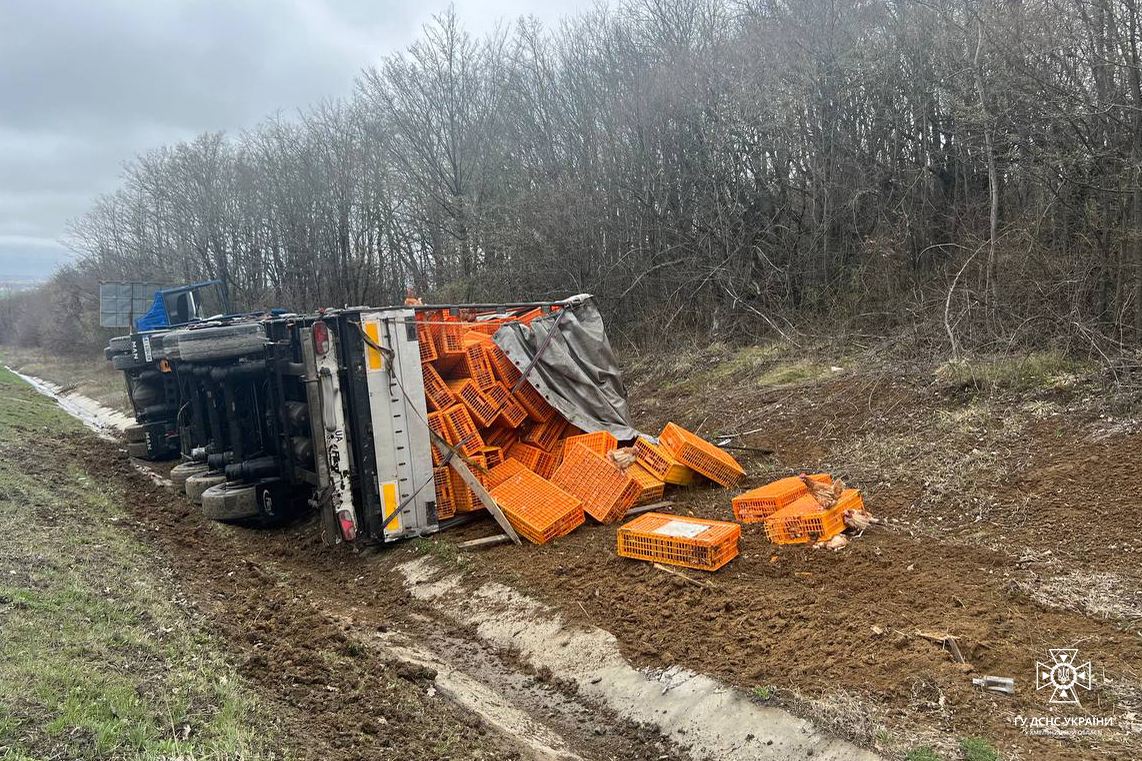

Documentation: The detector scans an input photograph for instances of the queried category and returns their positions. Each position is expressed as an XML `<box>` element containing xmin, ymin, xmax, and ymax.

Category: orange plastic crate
<box><xmin>416</xmin><ymin>320</ymin><xmax>439</xmax><ymax>364</ymax></box>
<box><xmin>490</xmin><ymin>470</ymin><xmax>584</xmax><ymax>545</ymax></box>
<box><xmin>442</xmin><ymin>404</ymin><xmax>485</xmax><ymax>455</ymax></box>
<box><xmin>617</xmin><ymin>513</ymin><xmax>740</xmax><ymax>571</ymax></box>
<box><xmin>522</xmin><ymin>418</ymin><xmax>568</xmax><ymax>452</ymax></box>
<box><xmin>487</xmin><ymin>343</ymin><xmax>522</xmax><ymax>385</ymax></box>
<box><xmin>634</xmin><ymin>437</ymin><xmax>696</xmax><ymax>485</ymax></box>
<box><xmin>462</xmin><ymin>344</ymin><xmax>498</xmax><ymax>391</ymax></box>
<box><xmin>512</xmin><ymin>381</ymin><xmax>556</xmax><ymax>422</ymax></box>
<box><xmin>484</xmin><ymin>383</ymin><xmax>527</xmax><ymax>428</ymax></box>
<box><xmin>477</xmin><ymin>446</ymin><xmax>503</xmax><ymax>469</ymax></box>
<box><xmin>462</xmin><ymin>330</ymin><xmax>494</xmax><ymax>348</ymax></box>
<box><xmin>552</xmin><ymin>443</ymin><xmax>640</xmax><ymax>523</ymax></box>
<box><xmin>422</xmin><ymin>364</ymin><xmax>457</xmax><ymax>411</ymax></box>
<box><xmin>485</xmin><ymin>426</ymin><xmax>519</xmax><ymax>452</ymax></box>
<box><xmin>426</xmin><ymin>410</ymin><xmax>454</xmax><ymax>465</ymax></box>
<box><xmin>732</xmin><ymin>474</ymin><xmax>832</xmax><ymax>523</ymax></box>
<box><xmin>763</xmin><ymin>491</ymin><xmax>853</xmax><ymax>545</ymax></box>
<box><xmin>446</xmin><ymin>378</ymin><xmax>499</xmax><ymax>427</ymax></box>
<box><xmin>439</xmin><ymin>322</ymin><xmax>465</xmax><ymax>356</ymax></box>
<box><xmin>659</xmin><ymin>422</ymin><xmax>745</xmax><ymax>487</ymax></box>
<box><xmin>433</xmin><ymin>466</ymin><xmax>455</xmax><ymax>520</ymax></box>
<box><xmin>561</xmin><ymin>431</ymin><xmax>617</xmax><ymax>458</ymax></box>
<box><xmin>536</xmin><ymin>450</ymin><xmax>561</xmax><ymax>478</ymax></box>
<box><xmin>486</xmin><ymin>458</ymin><xmax>528</xmax><ymax>490</ymax></box>
<box><xmin>627</xmin><ymin>463</ymin><xmax>665</xmax><ymax>505</ymax></box>
<box><xmin>507</xmin><ymin>441</ymin><xmax>545</xmax><ymax>471</ymax></box>
<box><xmin>448</xmin><ymin>454</ymin><xmax>487</xmax><ymax>513</ymax></box>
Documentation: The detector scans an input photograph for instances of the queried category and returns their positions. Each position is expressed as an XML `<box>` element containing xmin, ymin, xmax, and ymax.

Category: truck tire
<box><xmin>106</xmin><ymin>336</ymin><xmax>132</xmax><ymax>356</ymax></box>
<box><xmin>131</xmin><ymin>382</ymin><xmax>161</xmax><ymax>406</ymax></box>
<box><xmin>201</xmin><ymin>482</ymin><xmax>260</xmax><ymax>522</ymax></box>
<box><xmin>170</xmin><ymin>461</ymin><xmax>208</xmax><ymax>486</ymax></box>
<box><xmin>185</xmin><ymin>472</ymin><xmax>227</xmax><ymax>504</ymax></box>
<box><xmin>165</xmin><ymin>324</ymin><xmax>266</xmax><ymax>362</ymax></box>
<box><xmin>126</xmin><ymin>441</ymin><xmax>150</xmax><ymax>458</ymax></box>
<box><xmin>125</xmin><ymin>424</ymin><xmax>146</xmax><ymax>443</ymax></box>
<box><xmin>112</xmin><ymin>353</ymin><xmax>145</xmax><ymax>371</ymax></box>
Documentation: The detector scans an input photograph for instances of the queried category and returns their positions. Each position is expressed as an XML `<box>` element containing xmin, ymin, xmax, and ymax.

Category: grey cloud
<box><xmin>0</xmin><ymin>0</ymin><xmax>589</xmax><ymax>282</ymax></box>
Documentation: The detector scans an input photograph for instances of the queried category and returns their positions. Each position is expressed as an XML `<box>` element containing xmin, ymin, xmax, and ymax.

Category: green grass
<box><xmin>0</xmin><ymin>363</ymin><xmax>274</xmax><ymax>760</ymax></box>
<box><xmin>959</xmin><ymin>736</ymin><xmax>998</xmax><ymax>761</ymax></box>
<box><xmin>1</xmin><ymin>344</ymin><xmax>129</xmax><ymax>411</ymax></box>
<box><xmin>935</xmin><ymin>350</ymin><xmax>1091</xmax><ymax>394</ymax></box>
<box><xmin>752</xmin><ymin>685</ymin><xmax>775</xmax><ymax>701</ymax></box>
<box><xmin>905</xmin><ymin>746</ymin><xmax>943</xmax><ymax>761</ymax></box>
<box><xmin>754</xmin><ymin>360</ymin><xmax>827</xmax><ymax>387</ymax></box>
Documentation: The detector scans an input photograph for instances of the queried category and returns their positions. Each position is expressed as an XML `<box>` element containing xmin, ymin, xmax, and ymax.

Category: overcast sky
<box><xmin>0</xmin><ymin>0</ymin><xmax>590</xmax><ymax>283</ymax></box>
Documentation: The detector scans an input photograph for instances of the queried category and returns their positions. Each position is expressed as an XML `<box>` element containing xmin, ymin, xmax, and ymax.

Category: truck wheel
<box><xmin>165</xmin><ymin>324</ymin><xmax>266</xmax><ymax>362</ymax></box>
<box><xmin>185</xmin><ymin>472</ymin><xmax>227</xmax><ymax>504</ymax></box>
<box><xmin>106</xmin><ymin>336</ymin><xmax>132</xmax><ymax>355</ymax></box>
<box><xmin>170</xmin><ymin>461</ymin><xmax>208</xmax><ymax>486</ymax></box>
<box><xmin>112</xmin><ymin>353</ymin><xmax>145</xmax><ymax>371</ymax></box>
<box><xmin>125</xmin><ymin>424</ymin><xmax>146</xmax><ymax>443</ymax></box>
<box><xmin>201</xmin><ymin>482</ymin><xmax>260</xmax><ymax>522</ymax></box>
<box><xmin>126</xmin><ymin>442</ymin><xmax>149</xmax><ymax>458</ymax></box>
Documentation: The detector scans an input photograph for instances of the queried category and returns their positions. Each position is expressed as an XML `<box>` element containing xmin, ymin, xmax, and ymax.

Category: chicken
<box><xmin>607</xmin><ymin>447</ymin><xmax>638</xmax><ymax>470</ymax></box>
<box><xmin>843</xmin><ymin>508</ymin><xmax>879</xmax><ymax>532</ymax></box>
<box><xmin>812</xmin><ymin>534</ymin><xmax>849</xmax><ymax>551</ymax></box>
<box><xmin>800</xmin><ymin>472</ymin><xmax>845</xmax><ymax>509</ymax></box>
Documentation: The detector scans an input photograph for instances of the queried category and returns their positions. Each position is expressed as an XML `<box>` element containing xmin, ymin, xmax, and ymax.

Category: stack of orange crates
<box><xmin>617</xmin><ymin>512</ymin><xmax>740</xmax><ymax>571</ymax></box>
<box><xmin>419</xmin><ymin>305</ymin><xmax>593</xmax><ymax>537</ymax></box>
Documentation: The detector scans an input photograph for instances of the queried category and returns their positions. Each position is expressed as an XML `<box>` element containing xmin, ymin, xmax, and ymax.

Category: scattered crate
<box><xmin>462</xmin><ymin>344</ymin><xmax>498</xmax><ymax>391</ymax></box>
<box><xmin>522</xmin><ymin>418</ymin><xmax>568</xmax><ymax>452</ymax></box>
<box><xmin>534</xmin><ymin>449</ymin><xmax>561</xmax><ymax>479</ymax></box>
<box><xmin>512</xmin><ymin>380</ymin><xmax>556</xmax><ymax>422</ymax></box>
<box><xmin>416</xmin><ymin>321</ymin><xmax>439</xmax><ymax>364</ymax></box>
<box><xmin>617</xmin><ymin>512</ymin><xmax>740</xmax><ymax>571</ymax></box>
<box><xmin>490</xmin><ymin>470</ymin><xmax>584</xmax><ymax>545</ymax></box>
<box><xmin>422</xmin><ymin>363</ymin><xmax>457</xmax><ymax>411</ymax></box>
<box><xmin>552</xmin><ymin>442</ymin><xmax>640</xmax><ymax>523</ymax></box>
<box><xmin>426</xmin><ymin>410</ymin><xmax>454</xmax><ymax>465</ymax></box>
<box><xmin>442</xmin><ymin>404</ymin><xmax>485</xmax><ymax>455</ymax></box>
<box><xmin>634</xmin><ymin>437</ymin><xmax>696</xmax><ymax>485</ymax></box>
<box><xmin>732</xmin><ymin>474</ymin><xmax>831</xmax><ymax>523</ymax></box>
<box><xmin>626</xmin><ymin>463</ymin><xmax>665</xmax><ymax>505</ymax></box>
<box><xmin>763</xmin><ymin>494</ymin><xmax>826</xmax><ymax>544</ymax></box>
<box><xmin>446</xmin><ymin>378</ymin><xmax>500</xmax><ymax>427</ymax></box>
<box><xmin>448</xmin><ymin>453</ymin><xmax>488</xmax><ymax>513</ymax></box>
<box><xmin>486</xmin><ymin>458</ymin><xmax>528</xmax><ymax>489</ymax></box>
<box><xmin>485</xmin><ymin>426</ymin><xmax>519</xmax><ymax>452</ymax></box>
<box><xmin>562</xmin><ymin>431</ymin><xmax>617</xmax><ymax>458</ymax></box>
<box><xmin>439</xmin><ymin>321</ymin><xmax>465</xmax><ymax>356</ymax></box>
<box><xmin>485</xmin><ymin>383</ymin><xmax>527</xmax><ymax>428</ymax></box>
<box><xmin>433</xmin><ymin>466</ymin><xmax>455</xmax><ymax>519</ymax></box>
<box><xmin>658</xmin><ymin>422</ymin><xmax>745</xmax><ymax>487</ymax></box>
<box><xmin>488</xmin><ymin>343</ymin><xmax>522</xmax><ymax>385</ymax></box>
<box><xmin>507</xmin><ymin>441</ymin><xmax>546</xmax><ymax>471</ymax></box>
<box><xmin>478</xmin><ymin>445</ymin><xmax>504</xmax><ymax>469</ymax></box>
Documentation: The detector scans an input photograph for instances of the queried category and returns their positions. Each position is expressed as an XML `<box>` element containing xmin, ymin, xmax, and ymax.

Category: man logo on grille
<box><xmin>1036</xmin><ymin>649</ymin><xmax>1092</xmax><ymax>705</ymax></box>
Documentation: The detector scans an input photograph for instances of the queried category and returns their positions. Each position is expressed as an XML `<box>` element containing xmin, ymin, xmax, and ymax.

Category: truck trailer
<box><xmin>104</xmin><ymin>295</ymin><xmax>637</xmax><ymax>546</ymax></box>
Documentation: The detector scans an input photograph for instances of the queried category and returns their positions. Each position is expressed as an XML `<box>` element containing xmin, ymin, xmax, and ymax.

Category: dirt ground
<box><xmin>9</xmin><ymin>343</ymin><xmax>1142</xmax><ymax>760</ymax></box>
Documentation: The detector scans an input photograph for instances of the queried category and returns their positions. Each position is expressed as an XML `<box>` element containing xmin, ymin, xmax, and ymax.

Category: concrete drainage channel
<box><xmin>16</xmin><ymin>368</ymin><xmax>879</xmax><ymax>761</ymax></box>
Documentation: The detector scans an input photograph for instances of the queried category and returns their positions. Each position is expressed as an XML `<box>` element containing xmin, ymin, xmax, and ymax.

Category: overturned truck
<box><xmin>105</xmin><ymin>295</ymin><xmax>638</xmax><ymax>546</ymax></box>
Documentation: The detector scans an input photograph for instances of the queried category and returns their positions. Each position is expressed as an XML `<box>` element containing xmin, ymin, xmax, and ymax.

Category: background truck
<box><xmin>104</xmin><ymin>295</ymin><xmax>630</xmax><ymax>546</ymax></box>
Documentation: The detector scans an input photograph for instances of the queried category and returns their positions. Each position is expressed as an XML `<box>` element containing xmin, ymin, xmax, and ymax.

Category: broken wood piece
<box><xmin>652</xmin><ymin>562</ymin><xmax>716</xmax><ymax>589</ymax></box>
<box><xmin>624</xmin><ymin>500</ymin><xmax>673</xmax><ymax>517</ymax></box>
<box><xmin>915</xmin><ymin>630</ymin><xmax>966</xmax><ymax>663</ymax></box>
<box><xmin>459</xmin><ymin>534</ymin><xmax>511</xmax><ymax>550</ymax></box>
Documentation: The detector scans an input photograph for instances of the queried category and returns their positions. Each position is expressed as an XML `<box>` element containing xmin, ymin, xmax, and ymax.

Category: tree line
<box><xmin>5</xmin><ymin>0</ymin><xmax>1142</xmax><ymax>356</ymax></box>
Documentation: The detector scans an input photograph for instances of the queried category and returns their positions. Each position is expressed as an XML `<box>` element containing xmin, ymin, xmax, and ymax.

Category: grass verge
<box><xmin>0</xmin><ymin>364</ymin><xmax>275</xmax><ymax>760</ymax></box>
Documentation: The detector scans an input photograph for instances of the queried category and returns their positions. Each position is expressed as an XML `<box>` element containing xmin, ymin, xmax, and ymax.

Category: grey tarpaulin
<box><xmin>493</xmin><ymin>294</ymin><xmax>644</xmax><ymax>442</ymax></box>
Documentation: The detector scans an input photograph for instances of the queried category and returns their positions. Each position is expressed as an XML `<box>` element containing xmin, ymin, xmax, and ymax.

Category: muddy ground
<box><xmin>11</xmin><ymin>345</ymin><xmax>1142</xmax><ymax>759</ymax></box>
